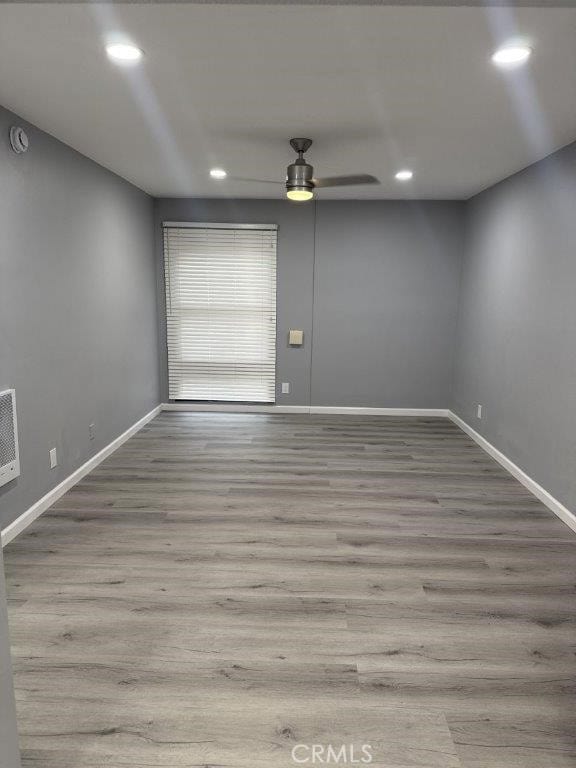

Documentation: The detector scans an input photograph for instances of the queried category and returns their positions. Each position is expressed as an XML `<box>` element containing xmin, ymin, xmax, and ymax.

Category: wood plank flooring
<box><xmin>4</xmin><ymin>413</ymin><xmax>576</xmax><ymax>767</ymax></box>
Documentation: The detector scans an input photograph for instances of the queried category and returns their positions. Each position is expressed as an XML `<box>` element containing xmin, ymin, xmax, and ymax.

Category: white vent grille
<box><xmin>0</xmin><ymin>389</ymin><xmax>20</xmax><ymax>489</ymax></box>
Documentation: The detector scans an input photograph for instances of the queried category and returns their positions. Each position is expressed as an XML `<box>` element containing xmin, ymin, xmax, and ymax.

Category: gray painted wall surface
<box><xmin>0</xmin><ymin>545</ymin><xmax>20</xmax><ymax>768</ymax></box>
<box><xmin>312</xmin><ymin>201</ymin><xmax>464</xmax><ymax>407</ymax></box>
<box><xmin>0</xmin><ymin>105</ymin><xmax>160</xmax><ymax>530</ymax></box>
<box><xmin>453</xmin><ymin>142</ymin><xmax>576</xmax><ymax>511</ymax></box>
<box><xmin>154</xmin><ymin>198</ymin><xmax>316</xmax><ymax>405</ymax></box>
<box><xmin>154</xmin><ymin>199</ymin><xmax>464</xmax><ymax>408</ymax></box>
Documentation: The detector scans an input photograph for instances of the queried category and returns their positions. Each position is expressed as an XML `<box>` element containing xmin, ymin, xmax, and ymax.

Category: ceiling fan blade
<box><xmin>228</xmin><ymin>176</ymin><xmax>283</xmax><ymax>185</ymax></box>
<box><xmin>312</xmin><ymin>174</ymin><xmax>380</xmax><ymax>188</ymax></box>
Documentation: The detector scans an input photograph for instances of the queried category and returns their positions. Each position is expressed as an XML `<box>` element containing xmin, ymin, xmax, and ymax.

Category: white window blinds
<box><xmin>164</xmin><ymin>223</ymin><xmax>277</xmax><ymax>402</ymax></box>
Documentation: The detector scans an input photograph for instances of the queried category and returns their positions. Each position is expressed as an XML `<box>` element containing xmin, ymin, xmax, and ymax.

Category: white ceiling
<box><xmin>1</xmin><ymin>3</ymin><xmax>575</xmax><ymax>199</ymax></box>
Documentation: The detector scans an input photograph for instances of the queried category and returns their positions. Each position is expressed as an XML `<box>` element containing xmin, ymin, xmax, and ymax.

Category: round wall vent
<box><xmin>9</xmin><ymin>126</ymin><xmax>29</xmax><ymax>154</ymax></box>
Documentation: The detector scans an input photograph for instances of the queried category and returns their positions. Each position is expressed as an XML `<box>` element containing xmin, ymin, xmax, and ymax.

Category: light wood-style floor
<box><xmin>5</xmin><ymin>413</ymin><xmax>576</xmax><ymax>767</ymax></box>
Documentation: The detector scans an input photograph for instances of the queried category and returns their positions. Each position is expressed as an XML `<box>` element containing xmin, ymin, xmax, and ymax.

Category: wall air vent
<box><xmin>0</xmin><ymin>389</ymin><xmax>20</xmax><ymax>489</ymax></box>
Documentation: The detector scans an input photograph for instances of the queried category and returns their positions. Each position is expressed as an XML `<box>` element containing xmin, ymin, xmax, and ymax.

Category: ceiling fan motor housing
<box><xmin>286</xmin><ymin>159</ymin><xmax>314</xmax><ymax>193</ymax></box>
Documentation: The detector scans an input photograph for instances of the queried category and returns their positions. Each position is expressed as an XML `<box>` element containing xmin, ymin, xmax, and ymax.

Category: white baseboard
<box><xmin>309</xmin><ymin>406</ymin><xmax>449</xmax><ymax>417</ymax></box>
<box><xmin>162</xmin><ymin>403</ymin><xmax>449</xmax><ymax>417</ymax></box>
<box><xmin>448</xmin><ymin>410</ymin><xmax>576</xmax><ymax>534</ymax></box>
<box><xmin>1</xmin><ymin>405</ymin><xmax>162</xmax><ymax>547</ymax></box>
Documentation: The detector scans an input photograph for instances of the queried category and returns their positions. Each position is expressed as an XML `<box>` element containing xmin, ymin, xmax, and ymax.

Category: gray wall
<box><xmin>453</xmin><ymin>141</ymin><xmax>576</xmax><ymax>511</ymax></box>
<box><xmin>0</xmin><ymin>545</ymin><xmax>20</xmax><ymax>768</ymax></box>
<box><xmin>312</xmin><ymin>201</ymin><xmax>463</xmax><ymax>407</ymax></box>
<box><xmin>0</xmin><ymin>106</ymin><xmax>160</xmax><ymax>531</ymax></box>
<box><xmin>154</xmin><ymin>198</ymin><xmax>464</xmax><ymax>408</ymax></box>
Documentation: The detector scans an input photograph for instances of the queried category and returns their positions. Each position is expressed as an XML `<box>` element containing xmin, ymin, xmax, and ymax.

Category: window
<box><xmin>163</xmin><ymin>223</ymin><xmax>277</xmax><ymax>402</ymax></box>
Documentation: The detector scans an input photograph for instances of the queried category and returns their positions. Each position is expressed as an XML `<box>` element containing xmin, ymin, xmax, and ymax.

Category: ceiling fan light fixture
<box><xmin>286</xmin><ymin>188</ymin><xmax>314</xmax><ymax>202</ymax></box>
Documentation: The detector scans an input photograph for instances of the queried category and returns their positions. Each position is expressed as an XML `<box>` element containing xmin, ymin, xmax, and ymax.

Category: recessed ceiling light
<box><xmin>492</xmin><ymin>44</ymin><xmax>532</xmax><ymax>68</ymax></box>
<box><xmin>395</xmin><ymin>170</ymin><xmax>413</xmax><ymax>182</ymax></box>
<box><xmin>105</xmin><ymin>43</ymin><xmax>144</xmax><ymax>64</ymax></box>
<box><xmin>210</xmin><ymin>168</ymin><xmax>228</xmax><ymax>179</ymax></box>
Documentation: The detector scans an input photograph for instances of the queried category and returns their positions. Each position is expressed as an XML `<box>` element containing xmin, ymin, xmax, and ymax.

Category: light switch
<box><xmin>288</xmin><ymin>329</ymin><xmax>304</xmax><ymax>346</ymax></box>
<box><xmin>281</xmin><ymin>382</ymin><xmax>290</xmax><ymax>394</ymax></box>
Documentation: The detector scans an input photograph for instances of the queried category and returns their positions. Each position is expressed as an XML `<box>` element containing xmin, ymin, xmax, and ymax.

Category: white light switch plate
<box><xmin>49</xmin><ymin>447</ymin><xmax>58</xmax><ymax>469</ymax></box>
<box><xmin>281</xmin><ymin>382</ymin><xmax>290</xmax><ymax>394</ymax></box>
<box><xmin>288</xmin><ymin>329</ymin><xmax>304</xmax><ymax>346</ymax></box>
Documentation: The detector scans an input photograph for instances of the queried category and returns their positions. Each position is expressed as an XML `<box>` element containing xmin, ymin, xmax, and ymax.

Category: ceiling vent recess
<box><xmin>0</xmin><ymin>390</ymin><xmax>20</xmax><ymax>489</ymax></box>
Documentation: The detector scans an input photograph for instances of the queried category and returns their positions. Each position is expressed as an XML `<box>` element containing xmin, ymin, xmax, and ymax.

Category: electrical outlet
<box><xmin>89</xmin><ymin>423</ymin><xmax>96</xmax><ymax>441</ymax></box>
<box><xmin>281</xmin><ymin>382</ymin><xmax>291</xmax><ymax>394</ymax></box>
<box><xmin>49</xmin><ymin>447</ymin><xmax>58</xmax><ymax>469</ymax></box>
<box><xmin>477</xmin><ymin>404</ymin><xmax>483</xmax><ymax>419</ymax></box>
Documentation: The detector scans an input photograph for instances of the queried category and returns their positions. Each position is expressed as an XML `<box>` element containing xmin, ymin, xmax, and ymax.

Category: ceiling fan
<box><xmin>230</xmin><ymin>138</ymin><xmax>380</xmax><ymax>202</ymax></box>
